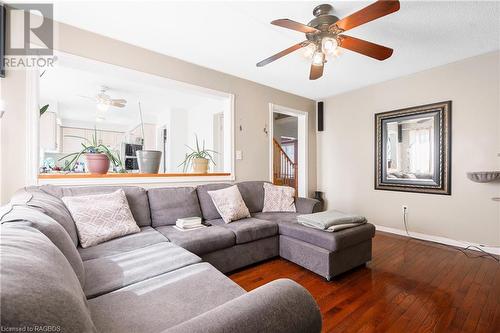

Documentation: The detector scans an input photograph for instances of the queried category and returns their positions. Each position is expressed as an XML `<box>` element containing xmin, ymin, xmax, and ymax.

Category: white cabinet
<box><xmin>100</xmin><ymin>131</ymin><xmax>122</xmax><ymax>150</ymax></box>
<box><xmin>61</xmin><ymin>127</ymin><xmax>124</xmax><ymax>153</ymax></box>
<box><xmin>40</xmin><ymin>112</ymin><xmax>60</xmax><ymax>152</ymax></box>
<box><xmin>62</xmin><ymin>127</ymin><xmax>87</xmax><ymax>153</ymax></box>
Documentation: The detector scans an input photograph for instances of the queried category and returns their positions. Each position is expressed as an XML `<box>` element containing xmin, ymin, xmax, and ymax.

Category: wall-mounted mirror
<box><xmin>375</xmin><ymin>101</ymin><xmax>451</xmax><ymax>195</ymax></box>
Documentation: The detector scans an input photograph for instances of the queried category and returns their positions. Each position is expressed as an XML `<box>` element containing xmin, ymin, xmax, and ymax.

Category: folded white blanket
<box><xmin>297</xmin><ymin>210</ymin><xmax>366</xmax><ymax>232</ymax></box>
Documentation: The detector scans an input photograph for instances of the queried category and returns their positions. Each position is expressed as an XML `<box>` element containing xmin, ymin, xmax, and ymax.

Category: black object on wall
<box><xmin>317</xmin><ymin>101</ymin><xmax>324</xmax><ymax>131</ymax></box>
<box><xmin>0</xmin><ymin>4</ymin><xmax>5</xmax><ymax>78</ymax></box>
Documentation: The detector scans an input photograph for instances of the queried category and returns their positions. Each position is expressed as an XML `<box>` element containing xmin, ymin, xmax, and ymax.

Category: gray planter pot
<box><xmin>136</xmin><ymin>150</ymin><xmax>162</xmax><ymax>174</ymax></box>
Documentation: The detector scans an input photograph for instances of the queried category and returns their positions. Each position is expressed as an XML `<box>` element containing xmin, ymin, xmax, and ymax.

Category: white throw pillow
<box><xmin>208</xmin><ymin>185</ymin><xmax>251</xmax><ymax>223</ymax></box>
<box><xmin>262</xmin><ymin>183</ymin><xmax>296</xmax><ymax>212</ymax></box>
<box><xmin>62</xmin><ymin>189</ymin><xmax>140</xmax><ymax>248</ymax></box>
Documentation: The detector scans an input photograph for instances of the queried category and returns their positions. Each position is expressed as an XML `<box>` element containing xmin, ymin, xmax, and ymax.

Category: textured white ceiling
<box><xmin>48</xmin><ymin>1</ymin><xmax>500</xmax><ymax>100</ymax></box>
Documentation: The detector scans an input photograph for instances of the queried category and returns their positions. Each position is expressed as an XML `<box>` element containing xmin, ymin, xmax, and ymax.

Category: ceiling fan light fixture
<box><xmin>322</xmin><ymin>37</ymin><xmax>338</xmax><ymax>54</ymax></box>
<box><xmin>303</xmin><ymin>43</ymin><xmax>317</xmax><ymax>59</ymax></box>
<box><xmin>97</xmin><ymin>102</ymin><xmax>109</xmax><ymax>112</ymax></box>
<box><xmin>312</xmin><ymin>51</ymin><xmax>325</xmax><ymax>66</ymax></box>
<box><xmin>256</xmin><ymin>1</ymin><xmax>400</xmax><ymax>80</ymax></box>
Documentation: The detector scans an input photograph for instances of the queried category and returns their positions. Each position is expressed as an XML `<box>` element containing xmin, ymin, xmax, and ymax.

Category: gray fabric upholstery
<box><xmin>208</xmin><ymin>217</ymin><xmax>278</xmax><ymax>244</ymax></box>
<box><xmin>252</xmin><ymin>212</ymin><xmax>299</xmax><ymax>224</ymax></box>
<box><xmin>280</xmin><ymin>235</ymin><xmax>372</xmax><ymax>279</ymax></box>
<box><xmin>41</xmin><ymin>185</ymin><xmax>152</xmax><ymax>227</ymax></box>
<box><xmin>202</xmin><ymin>236</ymin><xmax>279</xmax><ymax>273</ymax></box>
<box><xmin>89</xmin><ymin>263</ymin><xmax>245</xmax><ymax>333</ymax></box>
<box><xmin>155</xmin><ymin>225</ymin><xmax>235</xmax><ymax>255</ymax></box>
<box><xmin>295</xmin><ymin>197</ymin><xmax>322</xmax><ymax>214</ymax></box>
<box><xmin>236</xmin><ymin>181</ymin><xmax>269</xmax><ymax>213</ymax></box>
<box><xmin>280</xmin><ymin>235</ymin><xmax>331</xmax><ymax>279</ymax></box>
<box><xmin>278</xmin><ymin>221</ymin><xmax>375</xmax><ymax>252</ymax></box>
<box><xmin>1</xmin><ymin>205</ymin><xmax>85</xmax><ymax>286</ymax></box>
<box><xmin>0</xmin><ymin>225</ymin><xmax>97</xmax><ymax>332</ymax></box>
<box><xmin>83</xmin><ymin>242</ymin><xmax>201</xmax><ymax>298</ymax></box>
<box><xmin>13</xmin><ymin>187</ymin><xmax>79</xmax><ymax>246</ymax></box>
<box><xmin>78</xmin><ymin>226</ymin><xmax>168</xmax><ymax>261</ymax></box>
<box><xmin>148</xmin><ymin>186</ymin><xmax>202</xmax><ymax>227</ymax></box>
<box><xmin>196</xmin><ymin>183</ymin><xmax>231</xmax><ymax>220</ymax></box>
<box><xmin>328</xmin><ymin>240</ymin><xmax>372</xmax><ymax>278</ymax></box>
<box><xmin>165</xmin><ymin>279</ymin><xmax>322</xmax><ymax>333</ymax></box>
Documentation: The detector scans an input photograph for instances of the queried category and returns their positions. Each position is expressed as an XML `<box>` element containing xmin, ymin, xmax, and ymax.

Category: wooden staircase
<box><xmin>272</xmin><ymin>138</ymin><xmax>297</xmax><ymax>194</ymax></box>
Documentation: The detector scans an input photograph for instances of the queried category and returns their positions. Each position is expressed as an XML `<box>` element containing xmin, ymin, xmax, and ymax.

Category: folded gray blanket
<box><xmin>297</xmin><ymin>210</ymin><xmax>366</xmax><ymax>232</ymax></box>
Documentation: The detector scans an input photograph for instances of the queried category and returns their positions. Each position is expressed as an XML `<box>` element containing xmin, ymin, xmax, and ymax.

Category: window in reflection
<box><xmin>385</xmin><ymin>116</ymin><xmax>435</xmax><ymax>180</ymax></box>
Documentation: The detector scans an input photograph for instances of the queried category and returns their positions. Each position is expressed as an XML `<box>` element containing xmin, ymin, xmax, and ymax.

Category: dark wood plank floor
<box><xmin>229</xmin><ymin>231</ymin><xmax>500</xmax><ymax>333</ymax></box>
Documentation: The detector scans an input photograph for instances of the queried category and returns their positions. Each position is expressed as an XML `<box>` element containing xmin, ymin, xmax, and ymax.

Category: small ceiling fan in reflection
<box><xmin>256</xmin><ymin>1</ymin><xmax>400</xmax><ymax>80</ymax></box>
<box><xmin>80</xmin><ymin>86</ymin><xmax>127</xmax><ymax>111</ymax></box>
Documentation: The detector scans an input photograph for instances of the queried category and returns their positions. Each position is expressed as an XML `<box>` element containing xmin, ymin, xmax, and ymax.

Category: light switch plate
<box><xmin>235</xmin><ymin>150</ymin><xmax>243</xmax><ymax>160</ymax></box>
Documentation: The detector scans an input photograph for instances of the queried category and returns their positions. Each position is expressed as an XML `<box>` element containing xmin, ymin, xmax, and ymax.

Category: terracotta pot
<box><xmin>85</xmin><ymin>153</ymin><xmax>110</xmax><ymax>174</ymax></box>
<box><xmin>192</xmin><ymin>158</ymin><xmax>209</xmax><ymax>173</ymax></box>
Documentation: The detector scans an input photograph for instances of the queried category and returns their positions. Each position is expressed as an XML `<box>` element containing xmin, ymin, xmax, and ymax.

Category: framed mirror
<box><xmin>375</xmin><ymin>101</ymin><xmax>451</xmax><ymax>195</ymax></box>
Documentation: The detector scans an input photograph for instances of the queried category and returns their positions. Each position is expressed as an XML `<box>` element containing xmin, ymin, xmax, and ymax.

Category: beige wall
<box><xmin>317</xmin><ymin>51</ymin><xmax>500</xmax><ymax>246</ymax></box>
<box><xmin>0</xmin><ymin>20</ymin><xmax>316</xmax><ymax>203</ymax></box>
<box><xmin>0</xmin><ymin>69</ymin><xmax>28</xmax><ymax>204</ymax></box>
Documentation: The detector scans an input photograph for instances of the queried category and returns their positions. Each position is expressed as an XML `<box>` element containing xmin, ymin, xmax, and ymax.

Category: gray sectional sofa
<box><xmin>1</xmin><ymin>181</ymin><xmax>375</xmax><ymax>333</ymax></box>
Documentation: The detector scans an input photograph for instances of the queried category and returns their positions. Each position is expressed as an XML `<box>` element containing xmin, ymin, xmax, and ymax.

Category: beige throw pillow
<box><xmin>208</xmin><ymin>185</ymin><xmax>250</xmax><ymax>223</ymax></box>
<box><xmin>62</xmin><ymin>189</ymin><xmax>140</xmax><ymax>248</ymax></box>
<box><xmin>262</xmin><ymin>183</ymin><xmax>296</xmax><ymax>212</ymax></box>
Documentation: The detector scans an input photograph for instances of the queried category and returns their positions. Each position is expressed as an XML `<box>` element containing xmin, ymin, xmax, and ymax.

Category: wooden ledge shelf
<box><xmin>38</xmin><ymin>172</ymin><xmax>231</xmax><ymax>179</ymax></box>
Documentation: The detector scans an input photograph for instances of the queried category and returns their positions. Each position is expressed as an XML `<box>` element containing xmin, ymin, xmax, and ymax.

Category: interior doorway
<box><xmin>269</xmin><ymin>103</ymin><xmax>308</xmax><ymax>197</ymax></box>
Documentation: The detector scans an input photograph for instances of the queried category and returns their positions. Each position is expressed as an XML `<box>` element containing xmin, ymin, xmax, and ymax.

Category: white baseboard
<box><xmin>374</xmin><ymin>224</ymin><xmax>500</xmax><ymax>256</ymax></box>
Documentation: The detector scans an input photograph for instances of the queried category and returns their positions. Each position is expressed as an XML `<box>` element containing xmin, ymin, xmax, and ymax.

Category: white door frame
<box><xmin>268</xmin><ymin>103</ymin><xmax>308</xmax><ymax>197</ymax></box>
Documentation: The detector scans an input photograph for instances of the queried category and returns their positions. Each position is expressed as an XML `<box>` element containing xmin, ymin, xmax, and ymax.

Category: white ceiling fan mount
<box><xmin>80</xmin><ymin>85</ymin><xmax>127</xmax><ymax>111</ymax></box>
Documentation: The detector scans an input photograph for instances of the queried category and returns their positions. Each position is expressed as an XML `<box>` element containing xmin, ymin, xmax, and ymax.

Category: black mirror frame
<box><xmin>374</xmin><ymin>101</ymin><xmax>452</xmax><ymax>195</ymax></box>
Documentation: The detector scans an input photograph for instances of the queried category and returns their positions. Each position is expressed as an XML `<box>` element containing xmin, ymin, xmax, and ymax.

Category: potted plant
<box><xmin>59</xmin><ymin>128</ymin><xmax>123</xmax><ymax>174</ymax></box>
<box><xmin>179</xmin><ymin>135</ymin><xmax>217</xmax><ymax>173</ymax></box>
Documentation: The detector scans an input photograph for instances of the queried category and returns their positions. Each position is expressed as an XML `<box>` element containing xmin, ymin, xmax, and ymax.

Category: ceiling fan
<box><xmin>80</xmin><ymin>86</ymin><xmax>127</xmax><ymax>111</ymax></box>
<box><xmin>256</xmin><ymin>1</ymin><xmax>400</xmax><ymax>80</ymax></box>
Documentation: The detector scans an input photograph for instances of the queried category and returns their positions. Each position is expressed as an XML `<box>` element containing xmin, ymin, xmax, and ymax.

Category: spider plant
<box><xmin>59</xmin><ymin>128</ymin><xmax>123</xmax><ymax>171</ymax></box>
<box><xmin>179</xmin><ymin>135</ymin><xmax>217</xmax><ymax>172</ymax></box>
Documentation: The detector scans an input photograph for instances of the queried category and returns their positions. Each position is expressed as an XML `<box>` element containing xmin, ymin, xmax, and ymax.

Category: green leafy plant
<box><xmin>59</xmin><ymin>128</ymin><xmax>124</xmax><ymax>171</ymax></box>
<box><xmin>39</xmin><ymin>104</ymin><xmax>49</xmax><ymax>116</ymax></box>
<box><xmin>179</xmin><ymin>135</ymin><xmax>217</xmax><ymax>172</ymax></box>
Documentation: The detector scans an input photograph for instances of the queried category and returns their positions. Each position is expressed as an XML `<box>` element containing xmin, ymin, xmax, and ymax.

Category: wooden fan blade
<box><xmin>111</xmin><ymin>103</ymin><xmax>126</xmax><ymax>108</ymax></box>
<box><xmin>309</xmin><ymin>63</ymin><xmax>324</xmax><ymax>80</ymax></box>
<box><xmin>111</xmin><ymin>99</ymin><xmax>127</xmax><ymax>104</ymax></box>
<box><xmin>257</xmin><ymin>41</ymin><xmax>309</xmax><ymax>67</ymax></box>
<box><xmin>272</xmin><ymin>19</ymin><xmax>320</xmax><ymax>34</ymax></box>
<box><xmin>334</xmin><ymin>0</ymin><xmax>400</xmax><ymax>32</ymax></box>
<box><xmin>339</xmin><ymin>35</ymin><xmax>393</xmax><ymax>60</ymax></box>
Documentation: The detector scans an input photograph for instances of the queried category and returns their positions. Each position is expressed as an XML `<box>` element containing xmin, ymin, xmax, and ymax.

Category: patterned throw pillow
<box><xmin>62</xmin><ymin>189</ymin><xmax>140</xmax><ymax>248</ymax></box>
<box><xmin>262</xmin><ymin>183</ymin><xmax>296</xmax><ymax>212</ymax></box>
<box><xmin>208</xmin><ymin>185</ymin><xmax>251</xmax><ymax>223</ymax></box>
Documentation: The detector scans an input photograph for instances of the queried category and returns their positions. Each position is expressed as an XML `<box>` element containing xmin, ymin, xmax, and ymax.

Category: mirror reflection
<box><xmin>375</xmin><ymin>101</ymin><xmax>451</xmax><ymax>195</ymax></box>
<box><xmin>38</xmin><ymin>54</ymin><xmax>232</xmax><ymax>174</ymax></box>
<box><xmin>385</xmin><ymin>115</ymin><xmax>436</xmax><ymax>182</ymax></box>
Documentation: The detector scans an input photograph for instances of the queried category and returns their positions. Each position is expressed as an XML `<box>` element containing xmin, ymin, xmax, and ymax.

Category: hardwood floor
<box><xmin>229</xmin><ymin>231</ymin><xmax>500</xmax><ymax>333</ymax></box>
